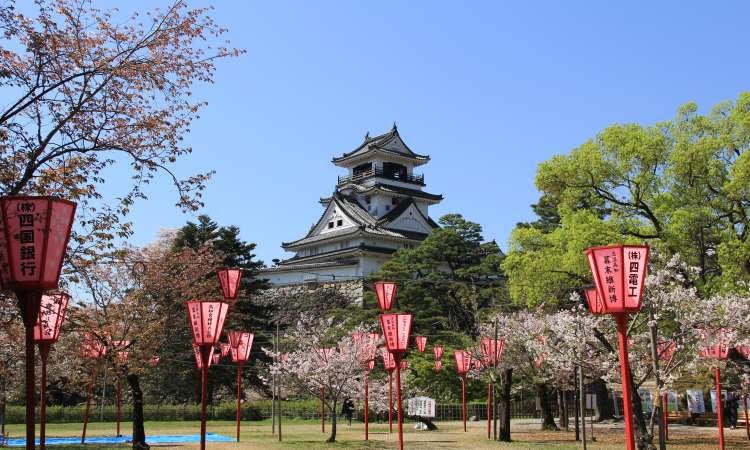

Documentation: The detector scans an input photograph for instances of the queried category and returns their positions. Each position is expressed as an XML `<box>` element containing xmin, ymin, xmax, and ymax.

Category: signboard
<box><xmin>638</xmin><ymin>389</ymin><xmax>653</xmax><ymax>414</ymax></box>
<box><xmin>665</xmin><ymin>391</ymin><xmax>679</xmax><ymax>413</ymax></box>
<box><xmin>686</xmin><ymin>389</ymin><xmax>705</xmax><ymax>414</ymax></box>
<box><xmin>407</xmin><ymin>396</ymin><xmax>435</xmax><ymax>418</ymax></box>
<box><xmin>709</xmin><ymin>389</ymin><xmax>727</xmax><ymax>413</ymax></box>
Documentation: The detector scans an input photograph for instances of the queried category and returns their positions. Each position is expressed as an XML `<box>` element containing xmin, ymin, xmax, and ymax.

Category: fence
<box><xmin>0</xmin><ymin>399</ymin><xmax>540</xmax><ymax>424</ymax></box>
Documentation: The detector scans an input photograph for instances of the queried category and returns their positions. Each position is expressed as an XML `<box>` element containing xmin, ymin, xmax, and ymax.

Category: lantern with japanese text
<box><xmin>80</xmin><ymin>332</ymin><xmax>106</xmax><ymax>444</ymax></box>
<box><xmin>454</xmin><ymin>350</ymin><xmax>472</xmax><ymax>432</ymax></box>
<box><xmin>414</xmin><ymin>336</ymin><xmax>427</xmax><ymax>352</ymax></box>
<box><xmin>433</xmin><ymin>345</ymin><xmax>444</xmax><ymax>360</ymax></box>
<box><xmin>379</xmin><ymin>312</ymin><xmax>412</xmax><ymax>449</ymax></box>
<box><xmin>585</xmin><ymin>244</ymin><xmax>649</xmax><ymax>450</ymax></box>
<box><xmin>217</xmin><ymin>267</ymin><xmax>243</xmax><ymax>302</ymax></box>
<box><xmin>228</xmin><ymin>330</ymin><xmax>254</xmax><ymax>441</ymax></box>
<box><xmin>192</xmin><ymin>343</ymin><xmax>214</xmax><ymax>369</ymax></box>
<box><xmin>0</xmin><ymin>196</ymin><xmax>76</xmax><ymax>450</ymax></box>
<box><xmin>380</xmin><ymin>347</ymin><xmax>396</xmax><ymax>433</ymax></box>
<box><xmin>34</xmin><ymin>292</ymin><xmax>69</xmax><ymax>449</ymax></box>
<box><xmin>185</xmin><ymin>300</ymin><xmax>229</xmax><ymax>450</ymax></box>
<box><xmin>373</xmin><ymin>281</ymin><xmax>397</xmax><ymax>312</ymax></box>
<box><xmin>584</xmin><ymin>288</ymin><xmax>605</xmax><ymax>315</ymax></box>
<box><xmin>400</xmin><ymin>360</ymin><xmax>409</xmax><ymax>370</ymax></box>
<box><xmin>220</xmin><ymin>342</ymin><xmax>231</xmax><ymax>358</ymax></box>
<box><xmin>434</xmin><ymin>360</ymin><xmax>442</xmax><ymax>374</ymax></box>
<box><xmin>212</xmin><ymin>351</ymin><xmax>221</xmax><ymax>365</ymax></box>
<box><xmin>480</xmin><ymin>337</ymin><xmax>504</xmax><ymax>366</ymax></box>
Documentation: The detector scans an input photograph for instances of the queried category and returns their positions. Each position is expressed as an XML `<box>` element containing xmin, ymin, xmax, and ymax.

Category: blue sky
<box><xmin>106</xmin><ymin>1</ymin><xmax>749</xmax><ymax>264</ymax></box>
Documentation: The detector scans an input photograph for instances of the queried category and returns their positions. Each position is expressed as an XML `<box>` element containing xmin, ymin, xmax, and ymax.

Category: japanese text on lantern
<box><xmin>603</xmin><ymin>250</ymin><xmax>618</xmax><ymax>304</ymax></box>
<box><xmin>206</xmin><ymin>303</ymin><xmax>214</xmax><ymax>339</ymax></box>
<box><xmin>190</xmin><ymin>303</ymin><xmax>202</xmax><ymax>342</ymax></box>
<box><xmin>18</xmin><ymin>202</ymin><xmax>36</xmax><ymax>277</ymax></box>
<box><xmin>627</xmin><ymin>251</ymin><xmax>640</xmax><ymax>297</ymax></box>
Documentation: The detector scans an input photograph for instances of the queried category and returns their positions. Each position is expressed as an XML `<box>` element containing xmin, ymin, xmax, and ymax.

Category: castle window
<box><xmin>328</xmin><ymin>221</ymin><xmax>334</xmax><ymax>229</ymax></box>
<box><xmin>336</xmin><ymin>219</ymin><xmax>343</xmax><ymax>227</ymax></box>
<box><xmin>385</xmin><ymin>205</ymin><xmax>390</xmax><ymax>211</ymax></box>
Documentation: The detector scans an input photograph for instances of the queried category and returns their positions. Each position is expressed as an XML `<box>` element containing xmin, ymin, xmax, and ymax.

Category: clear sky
<box><xmin>110</xmin><ymin>1</ymin><xmax>750</xmax><ymax>264</ymax></box>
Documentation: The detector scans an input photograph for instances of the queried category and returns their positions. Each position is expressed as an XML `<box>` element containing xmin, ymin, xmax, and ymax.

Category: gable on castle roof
<box><xmin>332</xmin><ymin>125</ymin><xmax>429</xmax><ymax>165</ymax></box>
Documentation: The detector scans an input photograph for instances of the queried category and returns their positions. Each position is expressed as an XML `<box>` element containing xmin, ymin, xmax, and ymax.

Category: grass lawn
<box><xmin>4</xmin><ymin>418</ymin><xmax>749</xmax><ymax>449</ymax></box>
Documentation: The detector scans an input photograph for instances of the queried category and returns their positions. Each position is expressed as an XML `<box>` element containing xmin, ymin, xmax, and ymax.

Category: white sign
<box><xmin>638</xmin><ymin>389</ymin><xmax>653</xmax><ymax>414</ymax></box>
<box><xmin>407</xmin><ymin>396</ymin><xmax>436</xmax><ymax>418</ymax></box>
<box><xmin>709</xmin><ymin>389</ymin><xmax>727</xmax><ymax>413</ymax></box>
<box><xmin>687</xmin><ymin>389</ymin><xmax>705</xmax><ymax>414</ymax></box>
<box><xmin>665</xmin><ymin>391</ymin><xmax>679</xmax><ymax>413</ymax></box>
<box><xmin>585</xmin><ymin>394</ymin><xmax>596</xmax><ymax>410</ymax></box>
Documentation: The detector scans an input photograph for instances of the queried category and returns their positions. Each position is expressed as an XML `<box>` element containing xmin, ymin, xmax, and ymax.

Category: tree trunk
<box><xmin>558</xmin><ymin>389</ymin><xmax>568</xmax><ymax>430</ymax></box>
<box><xmin>326</xmin><ymin>400</ymin><xmax>337</xmax><ymax>443</ymax></box>
<box><xmin>626</xmin><ymin>367</ymin><xmax>656</xmax><ymax>450</ymax></box>
<box><xmin>536</xmin><ymin>382</ymin><xmax>559</xmax><ymax>430</ymax></box>
<box><xmin>127</xmin><ymin>373</ymin><xmax>150</xmax><ymax>450</ymax></box>
<box><xmin>498</xmin><ymin>368</ymin><xmax>512</xmax><ymax>442</ymax></box>
<box><xmin>591</xmin><ymin>378</ymin><xmax>614</xmax><ymax>421</ymax></box>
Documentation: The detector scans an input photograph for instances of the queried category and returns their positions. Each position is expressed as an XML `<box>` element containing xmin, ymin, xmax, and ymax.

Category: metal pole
<box><xmin>663</xmin><ymin>393</ymin><xmax>668</xmax><ymax>441</ymax></box>
<box><xmin>24</xmin><ymin>323</ymin><xmax>35</xmax><ymax>450</ymax></box>
<box><xmin>615</xmin><ymin>313</ymin><xmax>636</xmax><ymax>450</ymax></box>
<box><xmin>81</xmin><ymin>367</ymin><xmax>97</xmax><ymax>444</ymax></box>
<box><xmin>487</xmin><ymin>382</ymin><xmax>492</xmax><ymax>439</ymax></box>
<box><xmin>461</xmin><ymin>376</ymin><xmax>467</xmax><ymax>432</ymax></box>
<box><xmin>200</xmin><ymin>346</ymin><xmax>210</xmax><ymax>450</ymax></box>
<box><xmin>579</xmin><ymin>365</ymin><xmax>587</xmax><ymax>450</ymax></box>
<box><xmin>715</xmin><ymin>367</ymin><xmax>725</xmax><ymax>450</ymax></box>
<box><xmin>39</xmin><ymin>344</ymin><xmax>50</xmax><ymax>450</ymax></box>
<box><xmin>236</xmin><ymin>363</ymin><xmax>242</xmax><ymax>442</ymax></box>
<box><xmin>388</xmin><ymin>371</ymin><xmax>393</xmax><ymax>433</ymax></box>
<box><xmin>115</xmin><ymin>379</ymin><xmax>121</xmax><ymax>437</ymax></box>
<box><xmin>395</xmin><ymin>362</ymin><xmax>404</xmax><ymax>450</ymax></box>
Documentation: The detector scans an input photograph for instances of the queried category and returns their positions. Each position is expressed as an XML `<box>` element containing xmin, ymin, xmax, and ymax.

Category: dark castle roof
<box><xmin>332</xmin><ymin>124</ymin><xmax>429</xmax><ymax>164</ymax></box>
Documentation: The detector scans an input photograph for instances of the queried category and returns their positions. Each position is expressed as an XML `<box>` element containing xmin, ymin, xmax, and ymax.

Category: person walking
<box><xmin>342</xmin><ymin>397</ymin><xmax>355</xmax><ymax>426</ymax></box>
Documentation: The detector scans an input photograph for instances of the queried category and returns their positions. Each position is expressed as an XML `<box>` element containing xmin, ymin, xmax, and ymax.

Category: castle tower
<box><xmin>260</xmin><ymin>125</ymin><xmax>443</xmax><ymax>285</ymax></box>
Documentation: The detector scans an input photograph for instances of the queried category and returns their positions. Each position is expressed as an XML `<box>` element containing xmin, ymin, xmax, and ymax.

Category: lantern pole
<box><xmin>461</xmin><ymin>375</ymin><xmax>467</xmax><ymax>432</ymax></box>
<box><xmin>615</xmin><ymin>313</ymin><xmax>636</xmax><ymax>450</ymax></box>
<box><xmin>662</xmin><ymin>393</ymin><xmax>668</xmax><ymax>441</ymax></box>
<box><xmin>715</xmin><ymin>366</ymin><xmax>725</xmax><ymax>450</ymax></box>
<box><xmin>199</xmin><ymin>346</ymin><xmax>210</xmax><ymax>450</ymax></box>
<box><xmin>394</xmin><ymin>356</ymin><xmax>405</xmax><ymax>450</ymax></box>
<box><xmin>81</xmin><ymin>366</ymin><xmax>97</xmax><ymax>444</ymax></box>
<box><xmin>388</xmin><ymin>370</ymin><xmax>393</xmax><ymax>433</ymax></box>
<box><xmin>115</xmin><ymin>379</ymin><xmax>121</xmax><ymax>437</ymax></box>
<box><xmin>18</xmin><ymin>290</ymin><xmax>42</xmax><ymax>450</ymax></box>
<box><xmin>236</xmin><ymin>362</ymin><xmax>243</xmax><ymax>442</ymax></box>
<box><xmin>38</xmin><ymin>342</ymin><xmax>51</xmax><ymax>450</ymax></box>
<box><xmin>743</xmin><ymin>394</ymin><xmax>749</xmax><ymax>441</ymax></box>
<box><xmin>487</xmin><ymin>379</ymin><xmax>492</xmax><ymax>439</ymax></box>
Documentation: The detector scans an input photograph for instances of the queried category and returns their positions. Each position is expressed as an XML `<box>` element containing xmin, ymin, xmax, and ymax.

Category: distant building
<box><xmin>259</xmin><ymin>124</ymin><xmax>443</xmax><ymax>286</ymax></box>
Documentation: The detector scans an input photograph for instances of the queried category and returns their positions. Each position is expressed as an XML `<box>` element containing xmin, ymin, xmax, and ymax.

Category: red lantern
<box><xmin>217</xmin><ymin>267</ymin><xmax>243</xmax><ymax>301</ymax></box>
<box><xmin>373</xmin><ymin>281</ymin><xmax>397</xmax><ymax>312</ymax></box>
<box><xmin>380</xmin><ymin>313</ymin><xmax>412</xmax><ymax>355</ymax></box>
<box><xmin>400</xmin><ymin>360</ymin><xmax>409</xmax><ymax>370</ymax></box>
<box><xmin>454</xmin><ymin>350</ymin><xmax>472</xmax><ymax>375</ymax></box>
<box><xmin>220</xmin><ymin>342</ymin><xmax>231</xmax><ymax>358</ymax></box>
<box><xmin>150</xmin><ymin>356</ymin><xmax>160</xmax><ymax>367</ymax></box>
<box><xmin>111</xmin><ymin>340</ymin><xmax>130</xmax><ymax>363</ymax></box>
<box><xmin>699</xmin><ymin>328</ymin><xmax>731</xmax><ymax>450</ymax></box>
<box><xmin>212</xmin><ymin>351</ymin><xmax>221</xmax><ymax>365</ymax></box>
<box><xmin>586</xmin><ymin>245</ymin><xmax>649</xmax><ymax>313</ymax></box>
<box><xmin>414</xmin><ymin>336</ymin><xmax>427</xmax><ymax>352</ymax></box>
<box><xmin>737</xmin><ymin>346</ymin><xmax>750</xmax><ymax>359</ymax></box>
<box><xmin>228</xmin><ymin>331</ymin><xmax>254</xmax><ymax>363</ymax></box>
<box><xmin>186</xmin><ymin>300</ymin><xmax>229</xmax><ymax>347</ymax></box>
<box><xmin>434</xmin><ymin>360</ymin><xmax>442</xmax><ymax>373</ymax></box>
<box><xmin>0</xmin><ymin>196</ymin><xmax>76</xmax><ymax>450</ymax></box>
<box><xmin>34</xmin><ymin>292</ymin><xmax>69</xmax><ymax>450</ymax></box>
<box><xmin>454</xmin><ymin>350</ymin><xmax>472</xmax><ymax>432</ymax></box>
<box><xmin>81</xmin><ymin>333</ymin><xmax>107</xmax><ymax>359</ymax></box>
<box><xmin>480</xmin><ymin>337</ymin><xmax>504</xmax><ymax>366</ymax></box>
<box><xmin>34</xmin><ymin>293</ymin><xmax>69</xmax><ymax>344</ymax></box>
<box><xmin>192</xmin><ymin>343</ymin><xmax>214</xmax><ymax>369</ymax></box>
<box><xmin>367</xmin><ymin>359</ymin><xmax>375</xmax><ymax>371</ymax></box>
<box><xmin>658</xmin><ymin>340</ymin><xmax>677</xmax><ymax>361</ymax></box>
<box><xmin>352</xmin><ymin>332</ymin><xmax>363</xmax><ymax>343</ymax></box>
<box><xmin>433</xmin><ymin>345</ymin><xmax>444</xmax><ymax>360</ymax></box>
<box><xmin>584</xmin><ymin>288</ymin><xmax>605</xmax><ymax>315</ymax></box>
<box><xmin>380</xmin><ymin>347</ymin><xmax>396</xmax><ymax>371</ymax></box>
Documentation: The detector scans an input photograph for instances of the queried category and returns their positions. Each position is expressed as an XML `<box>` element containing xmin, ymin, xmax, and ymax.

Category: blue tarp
<box><xmin>8</xmin><ymin>433</ymin><xmax>235</xmax><ymax>446</ymax></box>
